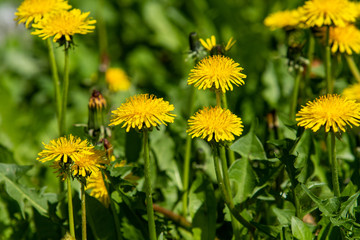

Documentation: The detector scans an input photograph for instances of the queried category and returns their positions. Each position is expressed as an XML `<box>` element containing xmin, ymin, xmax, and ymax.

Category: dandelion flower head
<box><xmin>71</xmin><ymin>150</ymin><xmax>107</xmax><ymax>178</ymax></box>
<box><xmin>37</xmin><ymin>134</ymin><xmax>94</xmax><ymax>164</ymax></box>
<box><xmin>188</xmin><ymin>55</ymin><xmax>246</xmax><ymax>93</ymax></box>
<box><xmin>14</xmin><ymin>0</ymin><xmax>71</xmax><ymax>28</ymax></box>
<box><xmin>296</xmin><ymin>94</ymin><xmax>360</xmax><ymax>132</ymax></box>
<box><xmin>301</xmin><ymin>0</ymin><xmax>357</xmax><ymax>27</ymax></box>
<box><xmin>187</xmin><ymin>106</ymin><xmax>243</xmax><ymax>142</ymax></box>
<box><xmin>342</xmin><ymin>83</ymin><xmax>360</xmax><ymax>102</ymax></box>
<box><xmin>31</xmin><ymin>9</ymin><xmax>96</xmax><ymax>43</ymax></box>
<box><xmin>105</xmin><ymin>68</ymin><xmax>131</xmax><ymax>92</ymax></box>
<box><xmin>109</xmin><ymin>94</ymin><xmax>175</xmax><ymax>132</ymax></box>
<box><xmin>86</xmin><ymin>170</ymin><xmax>110</xmax><ymax>207</ymax></box>
<box><xmin>323</xmin><ymin>24</ymin><xmax>360</xmax><ymax>55</ymax></box>
<box><xmin>264</xmin><ymin>9</ymin><xmax>302</xmax><ymax>30</ymax></box>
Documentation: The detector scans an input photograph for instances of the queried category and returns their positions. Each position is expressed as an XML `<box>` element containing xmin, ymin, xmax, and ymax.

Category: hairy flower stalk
<box><xmin>182</xmin><ymin>32</ymin><xmax>202</xmax><ymax>217</ymax></box>
<box><xmin>109</xmin><ymin>94</ymin><xmax>175</xmax><ymax>240</ymax></box>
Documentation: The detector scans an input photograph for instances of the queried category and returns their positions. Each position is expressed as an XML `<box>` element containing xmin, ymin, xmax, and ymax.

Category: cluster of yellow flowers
<box><xmin>37</xmin><ymin>134</ymin><xmax>107</xmax><ymax>178</ymax></box>
<box><xmin>264</xmin><ymin>0</ymin><xmax>360</xmax><ymax>55</ymax></box>
<box><xmin>185</xmin><ymin>35</ymin><xmax>246</xmax><ymax>143</ymax></box>
<box><xmin>15</xmin><ymin>0</ymin><xmax>96</xmax><ymax>44</ymax></box>
<box><xmin>264</xmin><ymin>0</ymin><xmax>360</xmax><ymax>133</ymax></box>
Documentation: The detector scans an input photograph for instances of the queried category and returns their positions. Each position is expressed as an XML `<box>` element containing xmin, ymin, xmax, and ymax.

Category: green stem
<box><xmin>325</xmin><ymin>26</ymin><xmax>333</xmax><ymax>93</ymax></box>
<box><xmin>219</xmin><ymin>147</ymin><xmax>232</xmax><ymax>199</ymax></box>
<box><xmin>46</xmin><ymin>39</ymin><xmax>61</xmax><ymax>134</ymax></box>
<box><xmin>329</xmin><ymin>132</ymin><xmax>340</xmax><ymax>197</ymax></box>
<box><xmin>182</xmin><ymin>87</ymin><xmax>196</xmax><ymax>217</ymax></box>
<box><xmin>212</xmin><ymin>146</ymin><xmax>256</xmax><ymax>233</ymax></box>
<box><xmin>143</xmin><ymin>131</ymin><xmax>157</xmax><ymax>240</ymax></box>
<box><xmin>215</xmin><ymin>91</ymin><xmax>222</xmax><ymax>107</ymax></box>
<box><xmin>305</xmin><ymin>34</ymin><xmax>315</xmax><ymax>83</ymax></box>
<box><xmin>221</xmin><ymin>92</ymin><xmax>228</xmax><ymax>109</ymax></box>
<box><xmin>293</xmin><ymin>186</ymin><xmax>301</xmax><ymax>218</ymax></box>
<box><xmin>220</xmin><ymin>146</ymin><xmax>241</xmax><ymax>238</ymax></box>
<box><xmin>60</xmin><ymin>45</ymin><xmax>70</xmax><ymax>136</ymax></box>
<box><xmin>81</xmin><ymin>183</ymin><xmax>87</xmax><ymax>240</ymax></box>
<box><xmin>67</xmin><ymin>176</ymin><xmax>75</xmax><ymax>237</ymax></box>
<box><xmin>221</xmin><ymin>93</ymin><xmax>236</xmax><ymax>165</ymax></box>
<box><xmin>289</xmin><ymin>70</ymin><xmax>302</xmax><ymax>120</ymax></box>
<box><xmin>345</xmin><ymin>55</ymin><xmax>360</xmax><ymax>83</ymax></box>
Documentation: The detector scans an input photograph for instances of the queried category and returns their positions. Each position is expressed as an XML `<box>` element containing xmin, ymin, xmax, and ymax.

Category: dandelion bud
<box><xmin>88</xmin><ymin>90</ymin><xmax>107</xmax><ymax>139</ymax></box>
<box><xmin>189</xmin><ymin>32</ymin><xmax>200</xmax><ymax>52</ymax></box>
<box><xmin>89</xmin><ymin>90</ymin><xmax>107</xmax><ymax>110</ymax></box>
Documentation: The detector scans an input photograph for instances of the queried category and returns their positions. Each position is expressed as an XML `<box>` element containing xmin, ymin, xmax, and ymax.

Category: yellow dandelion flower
<box><xmin>37</xmin><ymin>134</ymin><xmax>94</xmax><ymax>164</ymax></box>
<box><xmin>188</xmin><ymin>55</ymin><xmax>246</xmax><ymax>93</ymax></box>
<box><xmin>296</xmin><ymin>94</ymin><xmax>360</xmax><ymax>132</ymax></box>
<box><xmin>14</xmin><ymin>0</ymin><xmax>71</xmax><ymax>28</ymax></box>
<box><xmin>323</xmin><ymin>24</ymin><xmax>360</xmax><ymax>55</ymax></box>
<box><xmin>200</xmin><ymin>35</ymin><xmax>216</xmax><ymax>52</ymax></box>
<box><xmin>342</xmin><ymin>83</ymin><xmax>360</xmax><ymax>102</ymax></box>
<box><xmin>264</xmin><ymin>9</ymin><xmax>302</xmax><ymax>30</ymax></box>
<box><xmin>31</xmin><ymin>9</ymin><xmax>96</xmax><ymax>43</ymax></box>
<box><xmin>109</xmin><ymin>94</ymin><xmax>175</xmax><ymax>132</ymax></box>
<box><xmin>353</xmin><ymin>2</ymin><xmax>360</xmax><ymax>18</ymax></box>
<box><xmin>199</xmin><ymin>35</ymin><xmax>236</xmax><ymax>53</ymax></box>
<box><xmin>86</xmin><ymin>170</ymin><xmax>110</xmax><ymax>207</ymax></box>
<box><xmin>105</xmin><ymin>68</ymin><xmax>131</xmax><ymax>92</ymax></box>
<box><xmin>72</xmin><ymin>150</ymin><xmax>108</xmax><ymax>178</ymax></box>
<box><xmin>301</xmin><ymin>0</ymin><xmax>356</xmax><ymax>27</ymax></box>
<box><xmin>187</xmin><ymin>106</ymin><xmax>243</xmax><ymax>142</ymax></box>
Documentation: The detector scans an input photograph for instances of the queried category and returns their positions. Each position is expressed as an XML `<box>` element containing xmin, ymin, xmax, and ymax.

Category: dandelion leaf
<box><xmin>0</xmin><ymin>163</ymin><xmax>50</xmax><ymax>218</ymax></box>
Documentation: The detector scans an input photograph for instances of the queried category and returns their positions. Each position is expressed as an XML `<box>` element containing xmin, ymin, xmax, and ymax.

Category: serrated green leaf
<box><xmin>230</xmin><ymin>122</ymin><xmax>267</xmax><ymax>160</ymax></box>
<box><xmin>300</xmin><ymin>184</ymin><xmax>339</xmax><ymax>217</ymax></box>
<box><xmin>229</xmin><ymin>158</ymin><xmax>258</xmax><ymax>205</ymax></box>
<box><xmin>188</xmin><ymin>172</ymin><xmax>216</xmax><ymax>240</ymax></box>
<box><xmin>339</xmin><ymin>191</ymin><xmax>359</xmax><ymax>219</ymax></box>
<box><xmin>291</xmin><ymin>216</ymin><xmax>313</xmax><ymax>240</ymax></box>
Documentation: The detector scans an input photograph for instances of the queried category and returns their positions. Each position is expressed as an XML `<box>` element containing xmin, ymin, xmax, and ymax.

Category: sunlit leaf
<box><xmin>291</xmin><ymin>216</ymin><xmax>313</xmax><ymax>240</ymax></box>
<box><xmin>230</xmin><ymin>122</ymin><xmax>267</xmax><ymax>160</ymax></box>
<box><xmin>229</xmin><ymin>158</ymin><xmax>258</xmax><ymax>205</ymax></box>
